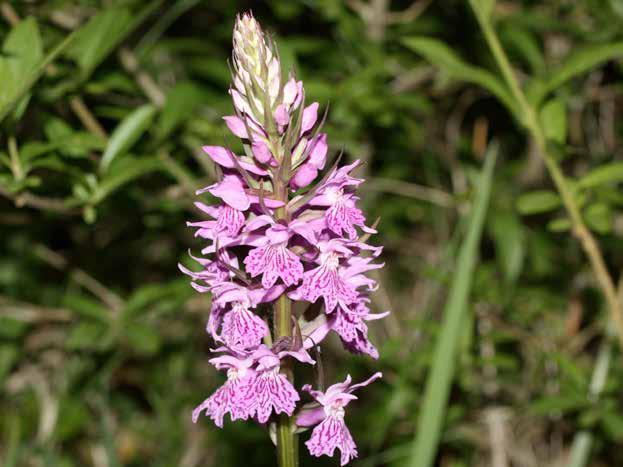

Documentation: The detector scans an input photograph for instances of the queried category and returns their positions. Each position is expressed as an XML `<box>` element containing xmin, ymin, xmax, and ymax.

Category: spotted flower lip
<box><xmin>220</xmin><ymin>301</ymin><xmax>268</xmax><ymax>350</ymax></box>
<box><xmin>246</xmin><ymin>346</ymin><xmax>303</xmax><ymax>424</ymax></box>
<box><xmin>193</xmin><ymin>344</ymin><xmax>316</xmax><ymax>427</ymax></box>
<box><xmin>183</xmin><ymin>11</ymin><xmax>388</xmax><ymax>466</ymax></box>
<box><xmin>191</xmin><ymin>353</ymin><xmax>257</xmax><ymax>427</ymax></box>
<box><xmin>242</xmin><ymin>218</ymin><xmax>320</xmax><ymax>289</ymax></box>
<box><xmin>290</xmin><ymin>239</ymin><xmax>381</xmax><ymax>314</ymax></box>
<box><xmin>298</xmin><ymin>373</ymin><xmax>383</xmax><ymax>466</ymax></box>
<box><xmin>331</xmin><ymin>298</ymin><xmax>390</xmax><ymax>359</ymax></box>
<box><xmin>244</xmin><ymin>239</ymin><xmax>304</xmax><ymax>289</ymax></box>
<box><xmin>294</xmin><ymin>250</ymin><xmax>359</xmax><ymax>314</ymax></box>
<box><xmin>191</xmin><ymin>280</ymin><xmax>285</xmax><ymax>344</ymax></box>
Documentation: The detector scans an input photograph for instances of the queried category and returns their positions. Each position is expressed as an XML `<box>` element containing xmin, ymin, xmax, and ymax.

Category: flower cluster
<box><xmin>181</xmin><ymin>12</ymin><xmax>388</xmax><ymax>465</ymax></box>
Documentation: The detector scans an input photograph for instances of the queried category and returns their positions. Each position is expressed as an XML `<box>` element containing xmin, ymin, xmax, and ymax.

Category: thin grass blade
<box><xmin>405</xmin><ymin>143</ymin><xmax>498</xmax><ymax>467</ymax></box>
<box><xmin>567</xmin><ymin>337</ymin><xmax>613</xmax><ymax>467</ymax></box>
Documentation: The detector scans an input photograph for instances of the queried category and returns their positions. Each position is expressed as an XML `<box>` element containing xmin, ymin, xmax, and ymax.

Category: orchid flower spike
<box><xmin>181</xmin><ymin>11</ymin><xmax>389</xmax><ymax>466</ymax></box>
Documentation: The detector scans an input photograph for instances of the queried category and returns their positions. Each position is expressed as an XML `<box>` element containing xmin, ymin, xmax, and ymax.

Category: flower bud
<box><xmin>232</xmin><ymin>12</ymin><xmax>281</xmax><ymax>123</ymax></box>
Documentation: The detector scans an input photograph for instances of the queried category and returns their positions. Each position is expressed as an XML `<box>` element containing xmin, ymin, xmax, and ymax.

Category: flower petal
<box><xmin>292</xmin><ymin>163</ymin><xmax>318</xmax><ymax>189</ymax></box>
<box><xmin>252</xmin><ymin>140</ymin><xmax>272</xmax><ymax>163</ymax></box>
<box><xmin>305</xmin><ymin>416</ymin><xmax>357</xmax><ymax>466</ymax></box>
<box><xmin>202</xmin><ymin>145</ymin><xmax>268</xmax><ymax>176</ymax></box>
<box><xmin>301</xmin><ymin>102</ymin><xmax>319</xmax><ymax>134</ymax></box>
<box><xmin>223</xmin><ymin>116</ymin><xmax>249</xmax><ymax>138</ymax></box>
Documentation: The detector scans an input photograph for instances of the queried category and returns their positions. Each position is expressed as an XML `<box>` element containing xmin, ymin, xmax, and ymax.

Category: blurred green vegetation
<box><xmin>1</xmin><ymin>1</ymin><xmax>623</xmax><ymax>466</ymax></box>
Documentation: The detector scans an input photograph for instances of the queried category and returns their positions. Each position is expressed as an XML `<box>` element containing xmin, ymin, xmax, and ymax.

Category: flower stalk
<box><xmin>470</xmin><ymin>3</ymin><xmax>623</xmax><ymax>350</ymax></box>
<box><xmin>274</xmin><ymin>176</ymin><xmax>298</xmax><ymax>467</ymax></box>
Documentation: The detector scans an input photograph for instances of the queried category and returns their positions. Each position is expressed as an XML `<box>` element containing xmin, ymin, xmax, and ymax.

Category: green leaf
<box><xmin>540</xmin><ymin>98</ymin><xmax>567</xmax><ymax>144</ymax></box>
<box><xmin>585</xmin><ymin>203</ymin><xmax>612</xmax><ymax>234</ymax></box>
<box><xmin>65</xmin><ymin>7</ymin><xmax>133</xmax><ymax>78</ymax></box>
<box><xmin>528</xmin><ymin>42</ymin><xmax>623</xmax><ymax>105</ymax></box>
<box><xmin>489</xmin><ymin>211</ymin><xmax>525</xmax><ymax>283</ymax></box>
<box><xmin>62</xmin><ymin>294</ymin><xmax>111</xmax><ymax>323</ymax></box>
<box><xmin>125</xmin><ymin>323</ymin><xmax>161</xmax><ymax>356</ymax></box>
<box><xmin>66</xmin><ymin>322</ymin><xmax>108</xmax><ymax>350</ymax></box>
<box><xmin>64</xmin><ymin>1</ymin><xmax>163</xmax><ymax>80</ymax></box>
<box><xmin>100</xmin><ymin>105</ymin><xmax>157</xmax><ymax>172</ymax></box>
<box><xmin>552</xmin><ymin>352</ymin><xmax>588</xmax><ymax>388</ymax></box>
<box><xmin>85</xmin><ymin>72</ymin><xmax>136</xmax><ymax>95</ymax></box>
<box><xmin>402</xmin><ymin>37</ymin><xmax>518</xmax><ymax>117</ymax></box>
<box><xmin>96</xmin><ymin>156</ymin><xmax>162</xmax><ymax>200</ymax></box>
<box><xmin>516</xmin><ymin>190</ymin><xmax>561</xmax><ymax>215</ymax></box>
<box><xmin>43</xmin><ymin>118</ymin><xmax>106</xmax><ymax>158</ymax></box>
<box><xmin>157</xmin><ymin>81</ymin><xmax>207</xmax><ymax>139</ymax></box>
<box><xmin>55</xmin><ymin>398</ymin><xmax>88</xmax><ymax>442</ymax></box>
<box><xmin>548</xmin><ymin>217</ymin><xmax>571</xmax><ymax>232</ymax></box>
<box><xmin>406</xmin><ymin>144</ymin><xmax>497</xmax><ymax>467</ymax></box>
<box><xmin>578</xmin><ymin>162</ymin><xmax>623</xmax><ymax>189</ymax></box>
<box><xmin>93</xmin><ymin>156</ymin><xmax>163</xmax><ymax>204</ymax></box>
<box><xmin>1</xmin><ymin>17</ymin><xmax>43</xmax><ymax>89</ymax></box>
<box><xmin>530</xmin><ymin>395</ymin><xmax>587</xmax><ymax>415</ymax></box>
<box><xmin>0</xmin><ymin>27</ymin><xmax>77</xmax><ymax>123</ymax></box>
<box><xmin>0</xmin><ymin>318</ymin><xmax>28</xmax><ymax>339</ymax></box>
<box><xmin>602</xmin><ymin>411</ymin><xmax>623</xmax><ymax>440</ymax></box>
<box><xmin>500</xmin><ymin>25</ymin><xmax>544</xmax><ymax>73</ymax></box>
<box><xmin>83</xmin><ymin>205</ymin><xmax>97</xmax><ymax>224</ymax></box>
<box><xmin>3</xmin><ymin>412</ymin><xmax>21</xmax><ymax>467</ymax></box>
<box><xmin>0</xmin><ymin>345</ymin><xmax>18</xmax><ymax>385</ymax></box>
<box><xmin>58</xmin><ymin>132</ymin><xmax>107</xmax><ymax>158</ymax></box>
<box><xmin>123</xmin><ymin>280</ymin><xmax>190</xmax><ymax>319</ymax></box>
<box><xmin>0</xmin><ymin>17</ymin><xmax>43</xmax><ymax>117</ymax></box>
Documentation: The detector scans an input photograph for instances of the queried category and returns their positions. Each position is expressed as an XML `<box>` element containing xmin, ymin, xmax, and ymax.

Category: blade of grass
<box><xmin>100</xmin><ymin>104</ymin><xmax>157</xmax><ymax>172</ymax></box>
<box><xmin>369</xmin><ymin>210</ymin><xmax>471</xmax><ymax>456</ymax></box>
<box><xmin>405</xmin><ymin>143</ymin><xmax>498</xmax><ymax>467</ymax></box>
<box><xmin>567</xmin><ymin>337</ymin><xmax>613</xmax><ymax>467</ymax></box>
<box><xmin>3</xmin><ymin>412</ymin><xmax>21</xmax><ymax>467</ymax></box>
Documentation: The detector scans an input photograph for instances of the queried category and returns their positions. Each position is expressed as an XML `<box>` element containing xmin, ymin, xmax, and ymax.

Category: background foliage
<box><xmin>2</xmin><ymin>1</ymin><xmax>623</xmax><ymax>466</ymax></box>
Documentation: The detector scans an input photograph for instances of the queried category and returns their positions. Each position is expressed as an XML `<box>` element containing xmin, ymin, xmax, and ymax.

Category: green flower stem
<box><xmin>274</xmin><ymin>181</ymin><xmax>298</xmax><ymax>467</ymax></box>
<box><xmin>470</xmin><ymin>3</ymin><xmax>623</xmax><ymax>350</ymax></box>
